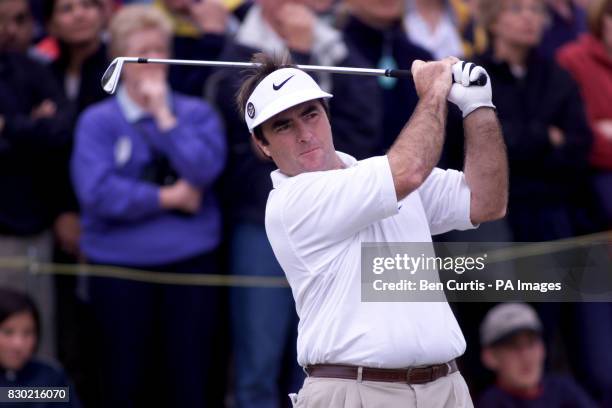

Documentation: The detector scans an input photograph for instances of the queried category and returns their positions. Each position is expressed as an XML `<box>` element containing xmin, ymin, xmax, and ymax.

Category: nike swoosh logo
<box><xmin>273</xmin><ymin>75</ymin><xmax>295</xmax><ymax>91</ymax></box>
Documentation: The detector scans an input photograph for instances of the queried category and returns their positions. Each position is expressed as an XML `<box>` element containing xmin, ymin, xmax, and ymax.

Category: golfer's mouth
<box><xmin>300</xmin><ymin>147</ymin><xmax>321</xmax><ymax>156</ymax></box>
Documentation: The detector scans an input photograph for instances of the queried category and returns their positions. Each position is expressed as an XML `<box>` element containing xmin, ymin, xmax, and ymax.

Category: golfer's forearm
<box><xmin>388</xmin><ymin>91</ymin><xmax>448</xmax><ymax>200</ymax></box>
<box><xmin>463</xmin><ymin>108</ymin><xmax>508</xmax><ymax>224</ymax></box>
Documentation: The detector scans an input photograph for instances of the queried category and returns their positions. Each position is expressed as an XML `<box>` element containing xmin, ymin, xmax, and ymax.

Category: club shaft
<box><xmin>140</xmin><ymin>57</ymin><xmax>410</xmax><ymax>78</ymax></box>
<box><xmin>102</xmin><ymin>56</ymin><xmax>487</xmax><ymax>95</ymax></box>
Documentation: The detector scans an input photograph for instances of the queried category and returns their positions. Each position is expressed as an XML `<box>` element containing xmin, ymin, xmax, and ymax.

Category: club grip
<box><xmin>385</xmin><ymin>69</ymin><xmax>488</xmax><ymax>87</ymax></box>
<box><xmin>385</xmin><ymin>69</ymin><xmax>412</xmax><ymax>78</ymax></box>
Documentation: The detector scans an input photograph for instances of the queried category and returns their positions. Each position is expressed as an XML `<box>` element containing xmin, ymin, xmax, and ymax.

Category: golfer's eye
<box><xmin>274</xmin><ymin>123</ymin><xmax>291</xmax><ymax>133</ymax></box>
<box><xmin>304</xmin><ymin>111</ymin><xmax>318</xmax><ymax>121</ymax></box>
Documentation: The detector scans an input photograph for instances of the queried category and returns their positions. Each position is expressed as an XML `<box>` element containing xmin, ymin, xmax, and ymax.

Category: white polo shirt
<box><xmin>265</xmin><ymin>152</ymin><xmax>476</xmax><ymax>368</ymax></box>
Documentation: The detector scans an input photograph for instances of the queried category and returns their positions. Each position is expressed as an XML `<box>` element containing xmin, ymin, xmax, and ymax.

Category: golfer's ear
<box><xmin>251</xmin><ymin>134</ymin><xmax>272</xmax><ymax>161</ymax></box>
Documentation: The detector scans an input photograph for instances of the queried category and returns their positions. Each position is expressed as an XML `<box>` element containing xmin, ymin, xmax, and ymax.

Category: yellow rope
<box><xmin>0</xmin><ymin>258</ymin><xmax>289</xmax><ymax>288</ymax></box>
<box><xmin>0</xmin><ymin>231</ymin><xmax>609</xmax><ymax>287</ymax></box>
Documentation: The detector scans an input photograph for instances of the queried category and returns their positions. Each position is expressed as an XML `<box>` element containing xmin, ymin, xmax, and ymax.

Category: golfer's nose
<box><xmin>296</xmin><ymin>122</ymin><xmax>313</xmax><ymax>143</ymax></box>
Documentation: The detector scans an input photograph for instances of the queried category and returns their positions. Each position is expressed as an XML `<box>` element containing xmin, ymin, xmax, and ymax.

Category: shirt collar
<box><xmin>116</xmin><ymin>85</ymin><xmax>147</xmax><ymax>123</ymax></box>
<box><xmin>116</xmin><ymin>85</ymin><xmax>173</xmax><ymax>123</ymax></box>
<box><xmin>270</xmin><ymin>151</ymin><xmax>357</xmax><ymax>189</ymax></box>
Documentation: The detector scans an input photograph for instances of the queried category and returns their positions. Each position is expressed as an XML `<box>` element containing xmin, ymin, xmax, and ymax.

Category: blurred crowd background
<box><xmin>0</xmin><ymin>0</ymin><xmax>611</xmax><ymax>407</ymax></box>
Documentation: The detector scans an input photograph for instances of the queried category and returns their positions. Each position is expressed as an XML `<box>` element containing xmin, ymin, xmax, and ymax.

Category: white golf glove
<box><xmin>448</xmin><ymin>61</ymin><xmax>495</xmax><ymax>118</ymax></box>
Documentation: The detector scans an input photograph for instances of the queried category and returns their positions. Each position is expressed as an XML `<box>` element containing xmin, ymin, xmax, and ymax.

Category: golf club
<box><xmin>101</xmin><ymin>57</ymin><xmax>488</xmax><ymax>95</ymax></box>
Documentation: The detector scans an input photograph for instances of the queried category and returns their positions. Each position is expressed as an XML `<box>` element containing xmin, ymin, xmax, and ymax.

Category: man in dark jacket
<box><xmin>0</xmin><ymin>53</ymin><xmax>72</xmax><ymax>234</ymax></box>
<box><xmin>209</xmin><ymin>1</ymin><xmax>380</xmax><ymax>406</ymax></box>
<box><xmin>340</xmin><ymin>0</ymin><xmax>433</xmax><ymax>152</ymax></box>
<box><xmin>340</xmin><ymin>0</ymin><xmax>471</xmax><ymax>180</ymax></box>
<box><xmin>0</xmin><ymin>3</ymin><xmax>73</xmax><ymax>361</ymax></box>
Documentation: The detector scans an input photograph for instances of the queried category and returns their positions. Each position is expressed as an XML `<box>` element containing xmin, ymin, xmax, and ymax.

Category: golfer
<box><xmin>236</xmin><ymin>53</ymin><xmax>508</xmax><ymax>407</ymax></box>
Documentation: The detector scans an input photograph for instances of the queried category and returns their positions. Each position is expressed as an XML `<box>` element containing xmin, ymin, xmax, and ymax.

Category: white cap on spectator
<box><xmin>245</xmin><ymin>68</ymin><xmax>333</xmax><ymax>132</ymax></box>
<box><xmin>480</xmin><ymin>303</ymin><xmax>542</xmax><ymax>347</ymax></box>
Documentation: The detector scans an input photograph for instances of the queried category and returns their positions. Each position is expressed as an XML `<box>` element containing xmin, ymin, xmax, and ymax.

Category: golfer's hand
<box><xmin>277</xmin><ymin>3</ymin><xmax>315</xmax><ymax>53</ymax></box>
<box><xmin>160</xmin><ymin>179</ymin><xmax>202</xmax><ymax>214</ymax></box>
<box><xmin>448</xmin><ymin>61</ymin><xmax>495</xmax><ymax>118</ymax></box>
<box><xmin>411</xmin><ymin>57</ymin><xmax>457</xmax><ymax>99</ymax></box>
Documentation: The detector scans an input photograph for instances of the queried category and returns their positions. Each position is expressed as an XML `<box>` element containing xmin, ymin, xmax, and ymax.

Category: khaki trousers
<box><xmin>290</xmin><ymin>371</ymin><xmax>474</xmax><ymax>408</ymax></box>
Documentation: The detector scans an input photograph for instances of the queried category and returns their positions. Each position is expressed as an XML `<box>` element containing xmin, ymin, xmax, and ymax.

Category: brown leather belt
<box><xmin>305</xmin><ymin>360</ymin><xmax>458</xmax><ymax>385</ymax></box>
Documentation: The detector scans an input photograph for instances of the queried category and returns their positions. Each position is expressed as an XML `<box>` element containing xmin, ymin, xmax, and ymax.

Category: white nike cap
<box><xmin>244</xmin><ymin>67</ymin><xmax>333</xmax><ymax>132</ymax></box>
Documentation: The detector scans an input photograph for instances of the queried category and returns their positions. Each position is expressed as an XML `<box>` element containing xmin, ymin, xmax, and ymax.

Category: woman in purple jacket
<box><xmin>71</xmin><ymin>5</ymin><xmax>226</xmax><ymax>408</ymax></box>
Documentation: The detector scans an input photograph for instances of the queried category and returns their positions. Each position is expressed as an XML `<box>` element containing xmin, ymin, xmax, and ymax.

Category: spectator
<box><xmin>33</xmin><ymin>0</ymin><xmax>115</xmax><ymax>61</ymax></box>
<box><xmin>477</xmin><ymin>303</ymin><xmax>596</xmax><ymax>407</ymax></box>
<box><xmin>0</xmin><ymin>0</ymin><xmax>35</xmax><ymax>54</ymax></box>
<box><xmin>1</xmin><ymin>0</ymin><xmax>73</xmax><ymax>361</ymax></box>
<box><xmin>340</xmin><ymin>0</ymin><xmax>432</xmax><ymax>151</ymax></box>
<box><xmin>463</xmin><ymin>0</ymin><xmax>590</xmax><ymax>60</ymax></box>
<box><xmin>209</xmin><ymin>1</ymin><xmax>378</xmax><ymax>406</ymax></box>
<box><xmin>0</xmin><ymin>288</ymin><xmax>81</xmax><ymax>408</ymax></box>
<box><xmin>539</xmin><ymin>0</ymin><xmax>588</xmax><ymax>58</ymax></box>
<box><xmin>43</xmin><ymin>0</ymin><xmax>110</xmax><ymax>262</ymax></box>
<box><xmin>475</xmin><ymin>0</ymin><xmax>593</xmax><ymax>242</ymax></box>
<box><xmin>557</xmin><ymin>0</ymin><xmax>612</xmax><ymax>228</ymax></box>
<box><xmin>557</xmin><ymin>7</ymin><xmax>612</xmax><ymax>405</ymax></box>
<box><xmin>42</xmin><ymin>1</ymin><xmax>111</xmax><ymax>404</ymax></box>
<box><xmin>44</xmin><ymin>0</ymin><xmax>108</xmax><ymax>115</ymax></box>
<box><xmin>403</xmin><ymin>0</ymin><xmax>466</xmax><ymax>59</ymax></box>
<box><xmin>71</xmin><ymin>5</ymin><xmax>226</xmax><ymax>407</ymax></box>
<box><xmin>155</xmin><ymin>0</ymin><xmax>231</xmax><ymax>96</ymax></box>
<box><xmin>474</xmin><ymin>0</ymin><xmax>596</xmax><ymax>389</ymax></box>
